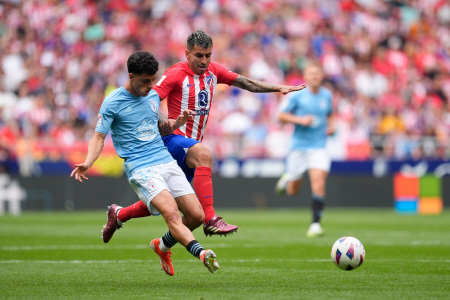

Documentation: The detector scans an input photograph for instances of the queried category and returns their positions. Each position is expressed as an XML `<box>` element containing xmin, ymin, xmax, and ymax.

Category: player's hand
<box><xmin>326</xmin><ymin>124</ymin><xmax>335</xmax><ymax>136</ymax></box>
<box><xmin>279</xmin><ymin>83</ymin><xmax>307</xmax><ymax>95</ymax></box>
<box><xmin>158</xmin><ymin>119</ymin><xmax>177</xmax><ymax>136</ymax></box>
<box><xmin>174</xmin><ymin>109</ymin><xmax>196</xmax><ymax>129</ymax></box>
<box><xmin>300</xmin><ymin>115</ymin><xmax>313</xmax><ymax>126</ymax></box>
<box><xmin>70</xmin><ymin>162</ymin><xmax>91</xmax><ymax>182</ymax></box>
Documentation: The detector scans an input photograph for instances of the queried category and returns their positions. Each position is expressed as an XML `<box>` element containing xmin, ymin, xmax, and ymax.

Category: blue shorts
<box><xmin>162</xmin><ymin>134</ymin><xmax>199</xmax><ymax>182</ymax></box>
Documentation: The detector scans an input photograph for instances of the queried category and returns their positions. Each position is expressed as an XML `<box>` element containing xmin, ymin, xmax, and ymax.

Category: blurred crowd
<box><xmin>1</xmin><ymin>0</ymin><xmax>450</xmax><ymax>170</ymax></box>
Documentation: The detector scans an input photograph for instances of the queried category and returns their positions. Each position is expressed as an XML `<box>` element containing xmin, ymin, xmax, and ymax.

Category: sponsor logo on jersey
<box><xmin>150</xmin><ymin>100</ymin><xmax>156</xmax><ymax>112</ymax></box>
<box><xmin>187</xmin><ymin>83</ymin><xmax>195</xmax><ymax>87</ymax></box>
<box><xmin>193</xmin><ymin>109</ymin><xmax>210</xmax><ymax>115</ymax></box>
<box><xmin>135</xmin><ymin>119</ymin><xmax>157</xmax><ymax>141</ymax></box>
<box><xmin>96</xmin><ymin>114</ymin><xmax>102</xmax><ymax>127</ymax></box>
<box><xmin>125</xmin><ymin>107</ymin><xmax>132</xmax><ymax>113</ymax></box>
<box><xmin>198</xmin><ymin>89</ymin><xmax>209</xmax><ymax>109</ymax></box>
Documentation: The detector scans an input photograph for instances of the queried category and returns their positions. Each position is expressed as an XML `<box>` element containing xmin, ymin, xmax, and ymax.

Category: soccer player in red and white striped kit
<box><xmin>103</xmin><ymin>30</ymin><xmax>306</xmax><ymax>242</ymax></box>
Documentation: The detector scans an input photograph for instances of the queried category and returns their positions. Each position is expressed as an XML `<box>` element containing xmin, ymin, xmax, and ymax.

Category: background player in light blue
<box><xmin>275</xmin><ymin>61</ymin><xmax>335</xmax><ymax>238</ymax></box>
<box><xmin>70</xmin><ymin>51</ymin><xmax>219</xmax><ymax>276</ymax></box>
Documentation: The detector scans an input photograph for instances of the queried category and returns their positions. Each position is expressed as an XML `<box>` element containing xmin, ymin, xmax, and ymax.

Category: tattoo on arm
<box><xmin>232</xmin><ymin>75</ymin><xmax>281</xmax><ymax>93</ymax></box>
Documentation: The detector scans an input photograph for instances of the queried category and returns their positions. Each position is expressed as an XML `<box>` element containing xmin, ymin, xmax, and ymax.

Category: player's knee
<box><xmin>189</xmin><ymin>144</ymin><xmax>212</xmax><ymax>167</ymax></box>
<box><xmin>163</xmin><ymin>208</ymin><xmax>182</xmax><ymax>226</ymax></box>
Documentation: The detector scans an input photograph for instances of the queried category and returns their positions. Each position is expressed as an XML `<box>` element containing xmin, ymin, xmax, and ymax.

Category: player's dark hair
<box><xmin>127</xmin><ymin>51</ymin><xmax>159</xmax><ymax>75</ymax></box>
<box><xmin>187</xmin><ymin>30</ymin><xmax>213</xmax><ymax>50</ymax></box>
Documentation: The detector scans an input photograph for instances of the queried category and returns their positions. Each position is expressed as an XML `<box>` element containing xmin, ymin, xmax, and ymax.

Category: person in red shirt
<box><xmin>102</xmin><ymin>30</ymin><xmax>306</xmax><ymax>242</ymax></box>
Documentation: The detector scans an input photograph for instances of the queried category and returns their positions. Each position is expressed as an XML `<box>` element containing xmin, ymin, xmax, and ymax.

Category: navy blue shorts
<box><xmin>162</xmin><ymin>134</ymin><xmax>199</xmax><ymax>182</ymax></box>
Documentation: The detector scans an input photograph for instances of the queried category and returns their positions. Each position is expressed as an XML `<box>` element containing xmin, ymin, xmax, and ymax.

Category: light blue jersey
<box><xmin>280</xmin><ymin>87</ymin><xmax>332</xmax><ymax>150</ymax></box>
<box><xmin>95</xmin><ymin>87</ymin><xmax>173</xmax><ymax>177</ymax></box>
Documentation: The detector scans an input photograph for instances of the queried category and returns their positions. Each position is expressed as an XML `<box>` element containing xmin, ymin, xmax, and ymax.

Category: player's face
<box><xmin>304</xmin><ymin>66</ymin><xmax>323</xmax><ymax>89</ymax></box>
<box><xmin>130</xmin><ymin>73</ymin><xmax>158</xmax><ymax>97</ymax></box>
<box><xmin>185</xmin><ymin>45</ymin><xmax>212</xmax><ymax>75</ymax></box>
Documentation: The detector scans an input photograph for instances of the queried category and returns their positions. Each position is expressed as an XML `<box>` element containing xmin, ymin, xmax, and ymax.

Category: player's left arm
<box><xmin>231</xmin><ymin>75</ymin><xmax>307</xmax><ymax>95</ymax></box>
<box><xmin>325</xmin><ymin>91</ymin><xmax>335</xmax><ymax>136</ymax></box>
<box><xmin>326</xmin><ymin>113</ymin><xmax>335</xmax><ymax>136</ymax></box>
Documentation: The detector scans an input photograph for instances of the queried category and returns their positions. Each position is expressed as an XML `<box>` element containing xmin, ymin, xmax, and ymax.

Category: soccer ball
<box><xmin>331</xmin><ymin>236</ymin><xmax>365</xmax><ymax>271</ymax></box>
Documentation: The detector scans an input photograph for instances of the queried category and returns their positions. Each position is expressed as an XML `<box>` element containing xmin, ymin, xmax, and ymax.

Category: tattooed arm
<box><xmin>158</xmin><ymin>112</ymin><xmax>176</xmax><ymax>136</ymax></box>
<box><xmin>231</xmin><ymin>75</ymin><xmax>307</xmax><ymax>95</ymax></box>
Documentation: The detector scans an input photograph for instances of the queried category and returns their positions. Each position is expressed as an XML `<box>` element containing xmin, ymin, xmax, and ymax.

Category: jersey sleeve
<box><xmin>95</xmin><ymin>100</ymin><xmax>115</xmax><ymax>134</ymax></box>
<box><xmin>279</xmin><ymin>93</ymin><xmax>298</xmax><ymax>113</ymax></box>
<box><xmin>153</xmin><ymin>67</ymin><xmax>175</xmax><ymax>100</ymax></box>
<box><xmin>212</xmin><ymin>62</ymin><xmax>239</xmax><ymax>85</ymax></box>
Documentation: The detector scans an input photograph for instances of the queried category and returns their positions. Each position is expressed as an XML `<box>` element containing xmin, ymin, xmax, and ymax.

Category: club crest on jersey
<box><xmin>198</xmin><ymin>89</ymin><xmax>209</xmax><ymax>109</ymax></box>
<box><xmin>206</xmin><ymin>75</ymin><xmax>213</xmax><ymax>88</ymax></box>
<box><xmin>150</xmin><ymin>100</ymin><xmax>156</xmax><ymax>112</ymax></box>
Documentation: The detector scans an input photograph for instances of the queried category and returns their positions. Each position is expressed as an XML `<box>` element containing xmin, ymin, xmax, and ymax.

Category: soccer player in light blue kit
<box><xmin>70</xmin><ymin>52</ymin><xmax>219</xmax><ymax>276</ymax></box>
<box><xmin>275</xmin><ymin>62</ymin><xmax>335</xmax><ymax>237</ymax></box>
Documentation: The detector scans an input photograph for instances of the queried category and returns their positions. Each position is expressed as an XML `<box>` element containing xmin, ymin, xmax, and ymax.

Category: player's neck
<box><xmin>124</xmin><ymin>80</ymin><xmax>139</xmax><ymax>97</ymax></box>
<box><xmin>308</xmin><ymin>86</ymin><xmax>320</xmax><ymax>94</ymax></box>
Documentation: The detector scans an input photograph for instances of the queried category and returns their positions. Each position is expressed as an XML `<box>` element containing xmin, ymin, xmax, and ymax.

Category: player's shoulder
<box><xmin>319</xmin><ymin>86</ymin><xmax>332</xmax><ymax>97</ymax></box>
<box><xmin>208</xmin><ymin>61</ymin><xmax>227</xmax><ymax>72</ymax></box>
<box><xmin>102</xmin><ymin>87</ymin><xmax>124</xmax><ymax>106</ymax></box>
<box><xmin>165</xmin><ymin>61</ymin><xmax>189</xmax><ymax>74</ymax></box>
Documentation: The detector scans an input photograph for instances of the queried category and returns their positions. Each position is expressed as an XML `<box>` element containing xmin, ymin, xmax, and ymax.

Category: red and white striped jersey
<box><xmin>153</xmin><ymin>61</ymin><xmax>238</xmax><ymax>141</ymax></box>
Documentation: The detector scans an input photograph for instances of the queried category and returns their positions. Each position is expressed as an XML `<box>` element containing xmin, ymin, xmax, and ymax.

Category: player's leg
<box><xmin>276</xmin><ymin>150</ymin><xmax>306</xmax><ymax>196</ymax></box>
<box><xmin>306</xmin><ymin>149</ymin><xmax>331</xmax><ymax>237</ymax></box>
<box><xmin>144</xmin><ymin>162</ymin><xmax>219</xmax><ymax>275</ymax></box>
<box><xmin>101</xmin><ymin>199</ymin><xmax>151</xmax><ymax>243</ymax></box>
<box><xmin>163</xmin><ymin>134</ymin><xmax>238</xmax><ymax>236</ymax></box>
<box><xmin>151</xmin><ymin>192</ymin><xmax>219</xmax><ymax>275</ymax></box>
<box><xmin>154</xmin><ymin>160</ymin><xmax>204</xmax><ymax>251</ymax></box>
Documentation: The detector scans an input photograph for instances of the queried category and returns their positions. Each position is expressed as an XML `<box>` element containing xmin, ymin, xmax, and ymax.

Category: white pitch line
<box><xmin>2</xmin><ymin>240</ymin><xmax>449</xmax><ymax>251</ymax></box>
<box><xmin>0</xmin><ymin>259</ymin><xmax>449</xmax><ymax>264</ymax></box>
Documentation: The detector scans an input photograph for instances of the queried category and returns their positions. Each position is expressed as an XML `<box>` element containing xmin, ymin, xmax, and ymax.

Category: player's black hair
<box><xmin>127</xmin><ymin>51</ymin><xmax>159</xmax><ymax>75</ymax></box>
<box><xmin>187</xmin><ymin>30</ymin><xmax>213</xmax><ymax>50</ymax></box>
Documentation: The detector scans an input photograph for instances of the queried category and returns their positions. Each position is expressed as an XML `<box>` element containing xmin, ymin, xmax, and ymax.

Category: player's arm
<box><xmin>158</xmin><ymin>110</ymin><xmax>195</xmax><ymax>136</ymax></box>
<box><xmin>326</xmin><ymin>113</ymin><xmax>335</xmax><ymax>136</ymax></box>
<box><xmin>70</xmin><ymin>132</ymin><xmax>106</xmax><ymax>182</ymax></box>
<box><xmin>278</xmin><ymin>112</ymin><xmax>313</xmax><ymax>126</ymax></box>
<box><xmin>158</xmin><ymin>112</ymin><xmax>175</xmax><ymax>136</ymax></box>
<box><xmin>231</xmin><ymin>75</ymin><xmax>307</xmax><ymax>95</ymax></box>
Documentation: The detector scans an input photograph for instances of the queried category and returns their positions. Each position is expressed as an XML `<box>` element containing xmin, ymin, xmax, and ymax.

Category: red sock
<box><xmin>117</xmin><ymin>201</ymin><xmax>151</xmax><ymax>223</ymax></box>
<box><xmin>193</xmin><ymin>166</ymin><xmax>215</xmax><ymax>222</ymax></box>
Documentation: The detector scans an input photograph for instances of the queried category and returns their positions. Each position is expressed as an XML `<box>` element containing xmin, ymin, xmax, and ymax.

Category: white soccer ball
<box><xmin>331</xmin><ymin>236</ymin><xmax>365</xmax><ymax>271</ymax></box>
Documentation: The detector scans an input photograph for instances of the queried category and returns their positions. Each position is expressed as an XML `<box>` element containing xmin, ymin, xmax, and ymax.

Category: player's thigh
<box><xmin>286</xmin><ymin>150</ymin><xmax>308</xmax><ymax>181</ymax></box>
<box><xmin>150</xmin><ymin>189</ymin><xmax>180</xmax><ymax>222</ymax></box>
<box><xmin>185</xmin><ymin>143</ymin><xmax>212</xmax><ymax>168</ymax></box>
<box><xmin>128</xmin><ymin>167</ymin><xmax>170</xmax><ymax>216</ymax></box>
<box><xmin>162</xmin><ymin>134</ymin><xmax>198</xmax><ymax>182</ymax></box>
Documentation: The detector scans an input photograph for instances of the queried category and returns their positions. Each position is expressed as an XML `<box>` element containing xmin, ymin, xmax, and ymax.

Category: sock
<box><xmin>312</xmin><ymin>193</ymin><xmax>324</xmax><ymax>223</ymax></box>
<box><xmin>160</xmin><ymin>231</ymin><xmax>177</xmax><ymax>252</ymax></box>
<box><xmin>186</xmin><ymin>240</ymin><xmax>204</xmax><ymax>258</ymax></box>
<box><xmin>193</xmin><ymin>167</ymin><xmax>215</xmax><ymax>222</ymax></box>
<box><xmin>117</xmin><ymin>201</ymin><xmax>151</xmax><ymax>223</ymax></box>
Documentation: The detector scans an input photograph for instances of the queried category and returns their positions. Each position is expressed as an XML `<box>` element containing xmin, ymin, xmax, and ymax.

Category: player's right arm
<box><xmin>278</xmin><ymin>94</ymin><xmax>313</xmax><ymax>126</ymax></box>
<box><xmin>278</xmin><ymin>112</ymin><xmax>313</xmax><ymax>126</ymax></box>
<box><xmin>70</xmin><ymin>132</ymin><xmax>107</xmax><ymax>182</ymax></box>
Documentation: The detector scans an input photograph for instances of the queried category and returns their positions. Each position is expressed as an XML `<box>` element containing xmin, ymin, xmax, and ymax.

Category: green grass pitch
<box><xmin>1</xmin><ymin>209</ymin><xmax>449</xmax><ymax>299</ymax></box>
